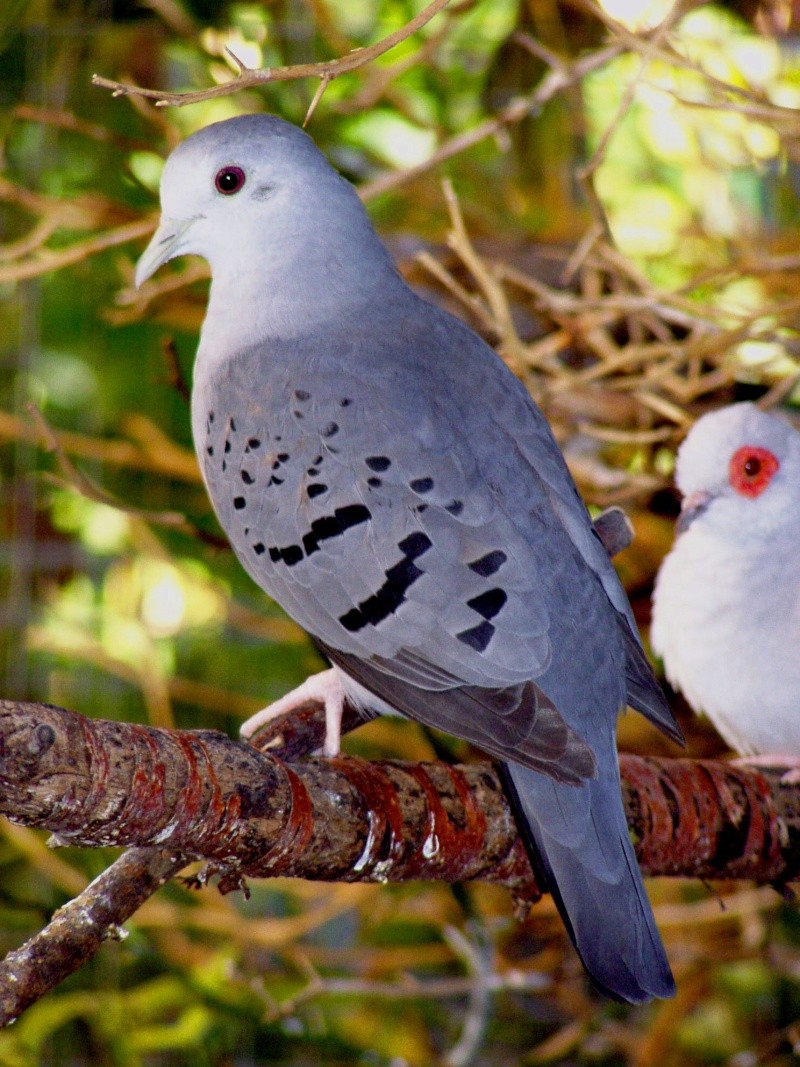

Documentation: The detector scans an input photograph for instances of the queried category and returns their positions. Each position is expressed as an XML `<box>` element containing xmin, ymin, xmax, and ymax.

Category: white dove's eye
<box><xmin>729</xmin><ymin>444</ymin><xmax>779</xmax><ymax>498</ymax></box>
<box><xmin>215</xmin><ymin>166</ymin><xmax>246</xmax><ymax>195</ymax></box>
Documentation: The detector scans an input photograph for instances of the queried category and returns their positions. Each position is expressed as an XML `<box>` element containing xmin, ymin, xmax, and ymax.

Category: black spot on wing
<box><xmin>302</xmin><ymin>504</ymin><xmax>371</xmax><ymax>556</ymax></box>
<box><xmin>457</xmin><ymin>621</ymin><xmax>495</xmax><ymax>652</ymax></box>
<box><xmin>366</xmin><ymin>456</ymin><xmax>391</xmax><ymax>472</ymax></box>
<box><xmin>338</xmin><ymin>533</ymin><xmax>433</xmax><ymax>633</ymax></box>
<box><xmin>307</xmin><ymin>483</ymin><xmax>328</xmax><ymax>499</ymax></box>
<box><xmin>445</xmin><ymin>500</ymin><xmax>464</xmax><ymax>516</ymax></box>
<box><xmin>266</xmin><ymin>504</ymin><xmax>372</xmax><ymax>569</ymax></box>
<box><xmin>468</xmin><ymin>550</ymin><xmax>507</xmax><ymax>577</ymax></box>
<box><xmin>397</xmin><ymin>532</ymin><xmax>433</xmax><ymax>558</ymax></box>
<box><xmin>467</xmin><ymin>588</ymin><xmax>507</xmax><ymax>620</ymax></box>
<box><xmin>277</xmin><ymin>544</ymin><xmax>303</xmax><ymax>567</ymax></box>
<box><xmin>410</xmin><ymin>477</ymin><xmax>434</xmax><ymax>494</ymax></box>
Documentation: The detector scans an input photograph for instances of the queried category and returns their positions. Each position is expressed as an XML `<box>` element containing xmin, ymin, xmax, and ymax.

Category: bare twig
<box><xmin>13</xmin><ymin>104</ymin><xmax>153</xmax><ymax>150</ymax></box>
<box><xmin>0</xmin><ymin>848</ymin><xmax>185</xmax><ymax>1026</ymax></box>
<box><xmin>28</xmin><ymin>404</ymin><xmax>192</xmax><ymax>531</ymax></box>
<box><xmin>0</xmin><ymin>217</ymin><xmax>156</xmax><ymax>284</ymax></box>
<box><xmin>91</xmin><ymin>0</ymin><xmax>452</xmax><ymax>108</ymax></box>
<box><xmin>359</xmin><ymin>43</ymin><xmax>625</xmax><ymax>201</ymax></box>
<box><xmin>0</xmin><ymin>409</ymin><xmax>201</xmax><ymax>483</ymax></box>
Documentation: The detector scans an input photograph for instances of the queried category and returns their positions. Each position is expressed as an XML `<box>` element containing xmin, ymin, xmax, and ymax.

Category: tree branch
<box><xmin>91</xmin><ymin>0</ymin><xmax>452</xmax><ymax>109</ymax></box>
<box><xmin>0</xmin><ymin>697</ymin><xmax>798</xmax><ymax>1024</ymax></box>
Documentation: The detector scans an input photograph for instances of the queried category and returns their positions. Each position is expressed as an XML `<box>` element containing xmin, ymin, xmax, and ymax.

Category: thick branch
<box><xmin>0</xmin><ymin>701</ymin><xmax>533</xmax><ymax>890</ymax></box>
<box><xmin>1</xmin><ymin>700</ymin><xmax>797</xmax><ymax>888</ymax></box>
<box><xmin>0</xmin><ymin>697</ymin><xmax>797</xmax><ymax>1023</ymax></box>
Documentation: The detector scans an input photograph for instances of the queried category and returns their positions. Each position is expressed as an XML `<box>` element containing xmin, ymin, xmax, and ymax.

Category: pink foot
<box><xmin>732</xmin><ymin>754</ymin><xmax>800</xmax><ymax>786</ymax></box>
<box><xmin>239</xmin><ymin>668</ymin><xmax>345</xmax><ymax>757</ymax></box>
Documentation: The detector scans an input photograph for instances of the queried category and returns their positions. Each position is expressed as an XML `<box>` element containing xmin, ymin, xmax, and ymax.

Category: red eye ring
<box><xmin>729</xmin><ymin>445</ymin><xmax>779</xmax><ymax>498</ymax></box>
<box><xmin>215</xmin><ymin>166</ymin><xmax>246</xmax><ymax>195</ymax></box>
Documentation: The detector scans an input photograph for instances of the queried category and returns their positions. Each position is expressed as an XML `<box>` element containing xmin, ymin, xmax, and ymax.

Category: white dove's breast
<box><xmin>652</xmin><ymin>527</ymin><xmax>800</xmax><ymax>755</ymax></box>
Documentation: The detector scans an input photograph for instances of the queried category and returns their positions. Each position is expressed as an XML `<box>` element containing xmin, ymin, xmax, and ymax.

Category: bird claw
<box><xmin>240</xmin><ymin>667</ymin><xmax>345</xmax><ymax>757</ymax></box>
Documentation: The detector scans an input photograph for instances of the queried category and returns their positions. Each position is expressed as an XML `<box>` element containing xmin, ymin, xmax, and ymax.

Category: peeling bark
<box><xmin>0</xmin><ymin>697</ymin><xmax>798</xmax><ymax>1025</ymax></box>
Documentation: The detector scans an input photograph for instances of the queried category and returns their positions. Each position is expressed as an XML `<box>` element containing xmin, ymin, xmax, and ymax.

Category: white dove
<box><xmin>651</xmin><ymin>402</ymin><xmax>800</xmax><ymax>762</ymax></box>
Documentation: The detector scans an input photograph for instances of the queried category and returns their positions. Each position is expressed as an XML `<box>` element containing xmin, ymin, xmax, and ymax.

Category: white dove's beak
<box><xmin>676</xmin><ymin>490</ymin><xmax>711</xmax><ymax>534</ymax></box>
<box><xmin>135</xmin><ymin>216</ymin><xmax>198</xmax><ymax>288</ymax></box>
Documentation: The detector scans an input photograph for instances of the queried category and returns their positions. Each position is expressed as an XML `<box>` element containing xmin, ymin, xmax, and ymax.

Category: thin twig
<box><xmin>91</xmin><ymin>0</ymin><xmax>452</xmax><ymax>108</ymax></box>
<box><xmin>359</xmin><ymin>43</ymin><xmax>625</xmax><ymax>201</ymax></box>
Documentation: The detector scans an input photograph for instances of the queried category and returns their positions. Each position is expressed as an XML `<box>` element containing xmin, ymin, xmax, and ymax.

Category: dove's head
<box><xmin>135</xmin><ymin>114</ymin><xmax>394</xmax><ymax>292</ymax></box>
<box><xmin>674</xmin><ymin>402</ymin><xmax>800</xmax><ymax>542</ymax></box>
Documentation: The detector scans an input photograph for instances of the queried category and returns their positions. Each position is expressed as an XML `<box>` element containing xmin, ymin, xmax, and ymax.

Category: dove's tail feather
<box><xmin>499</xmin><ymin>758</ymin><xmax>675</xmax><ymax>1004</ymax></box>
<box><xmin>620</xmin><ymin>619</ymin><xmax>685</xmax><ymax>747</ymax></box>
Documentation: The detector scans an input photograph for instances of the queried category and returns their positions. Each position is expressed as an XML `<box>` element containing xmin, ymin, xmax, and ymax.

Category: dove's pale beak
<box><xmin>676</xmin><ymin>490</ymin><xmax>711</xmax><ymax>534</ymax></box>
<box><xmin>135</xmin><ymin>216</ymin><xmax>198</xmax><ymax>288</ymax></box>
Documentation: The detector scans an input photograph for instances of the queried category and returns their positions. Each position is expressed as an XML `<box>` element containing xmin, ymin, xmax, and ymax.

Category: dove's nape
<box><xmin>135</xmin><ymin>113</ymin><xmax>678</xmax><ymax>1004</ymax></box>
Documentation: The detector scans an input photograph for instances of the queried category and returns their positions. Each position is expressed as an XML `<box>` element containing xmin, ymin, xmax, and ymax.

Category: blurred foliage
<box><xmin>2</xmin><ymin>0</ymin><xmax>800</xmax><ymax>1063</ymax></box>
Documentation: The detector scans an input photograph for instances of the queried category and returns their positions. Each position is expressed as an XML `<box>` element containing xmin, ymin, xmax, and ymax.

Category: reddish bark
<box><xmin>1</xmin><ymin>700</ymin><xmax>797</xmax><ymax>887</ymax></box>
<box><xmin>0</xmin><ymin>697</ymin><xmax>797</xmax><ymax>1026</ymax></box>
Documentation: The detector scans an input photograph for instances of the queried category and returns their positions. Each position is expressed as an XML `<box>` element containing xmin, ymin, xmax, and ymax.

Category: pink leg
<box><xmin>239</xmin><ymin>667</ymin><xmax>346</xmax><ymax>757</ymax></box>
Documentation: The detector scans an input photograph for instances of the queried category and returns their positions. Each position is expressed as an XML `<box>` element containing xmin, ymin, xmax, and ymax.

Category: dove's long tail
<box><xmin>499</xmin><ymin>749</ymin><xmax>675</xmax><ymax>1004</ymax></box>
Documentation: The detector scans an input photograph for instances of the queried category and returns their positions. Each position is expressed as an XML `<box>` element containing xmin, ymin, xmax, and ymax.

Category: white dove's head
<box><xmin>135</xmin><ymin>114</ymin><xmax>392</xmax><ymax>289</ymax></box>
<box><xmin>674</xmin><ymin>402</ymin><xmax>800</xmax><ymax>541</ymax></box>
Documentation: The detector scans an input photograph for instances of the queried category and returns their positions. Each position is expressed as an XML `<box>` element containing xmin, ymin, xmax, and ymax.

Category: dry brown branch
<box><xmin>0</xmin><ymin>409</ymin><xmax>201</xmax><ymax>483</ymax></box>
<box><xmin>0</xmin><ymin>216</ymin><xmax>155</xmax><ymax>284</ymax></box>
<box><xmin>28</xmin><ymin>405</ymin><xmax>192</xmax><ymax>532</ymax></box>
<box><xmin>333</xmin><ymin>21</ymin><xmax>449</xmax><ymax>115</ymax></box>
<box><xmin>576</xmin><ymin>0</ymin><xmax>800</xmax><ymax>129</ymax></box>
<box><xmin>91</xmin><ymin>0</ymin><xmax>452</xmax><ymax>108</ymax></box>
<box><xmin>440</xmin><ymin>180</ymin><xmax>528</xmax><ymax>375</ymax></box>
<box><xmin>13</xmin><ymin>104</ymin><xmax>153</xmax><ymax>150</ymax></box>
<box><xmin>0</xmin><ymin>697</ymin><xmax>798</xmax><ymax>1025</ymax></box>
<box><xmin>0</xmin><ymin>848</ymin><xmax>185</xmax><ymax>1028</ymax></box>
<box><xmin>574</xmin><ymin>1</ymin><xmax>687</xmax><ymax>258</ymax></box>
<box><xmin>359</xmin><ymin>43</ymin><xmax>625</xmax><ymax>201</ymax></box>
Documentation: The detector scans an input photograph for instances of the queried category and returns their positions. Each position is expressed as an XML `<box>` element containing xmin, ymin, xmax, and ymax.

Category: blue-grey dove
<box><xmin>136</xmin><ymin>114</ymin><xmax>681</xmax><ymax>1003</ymax></box>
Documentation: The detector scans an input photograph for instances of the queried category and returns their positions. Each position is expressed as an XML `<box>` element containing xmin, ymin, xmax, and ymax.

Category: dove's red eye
<box><xmin>729</xmin><ymin>445</ymin><xmax>779</xmax><ymax>497</ymax></box>
<box><xmin>215</xmin><ymin>166</ymin><xmax>245</xmax><ymax>195</ymax></box>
